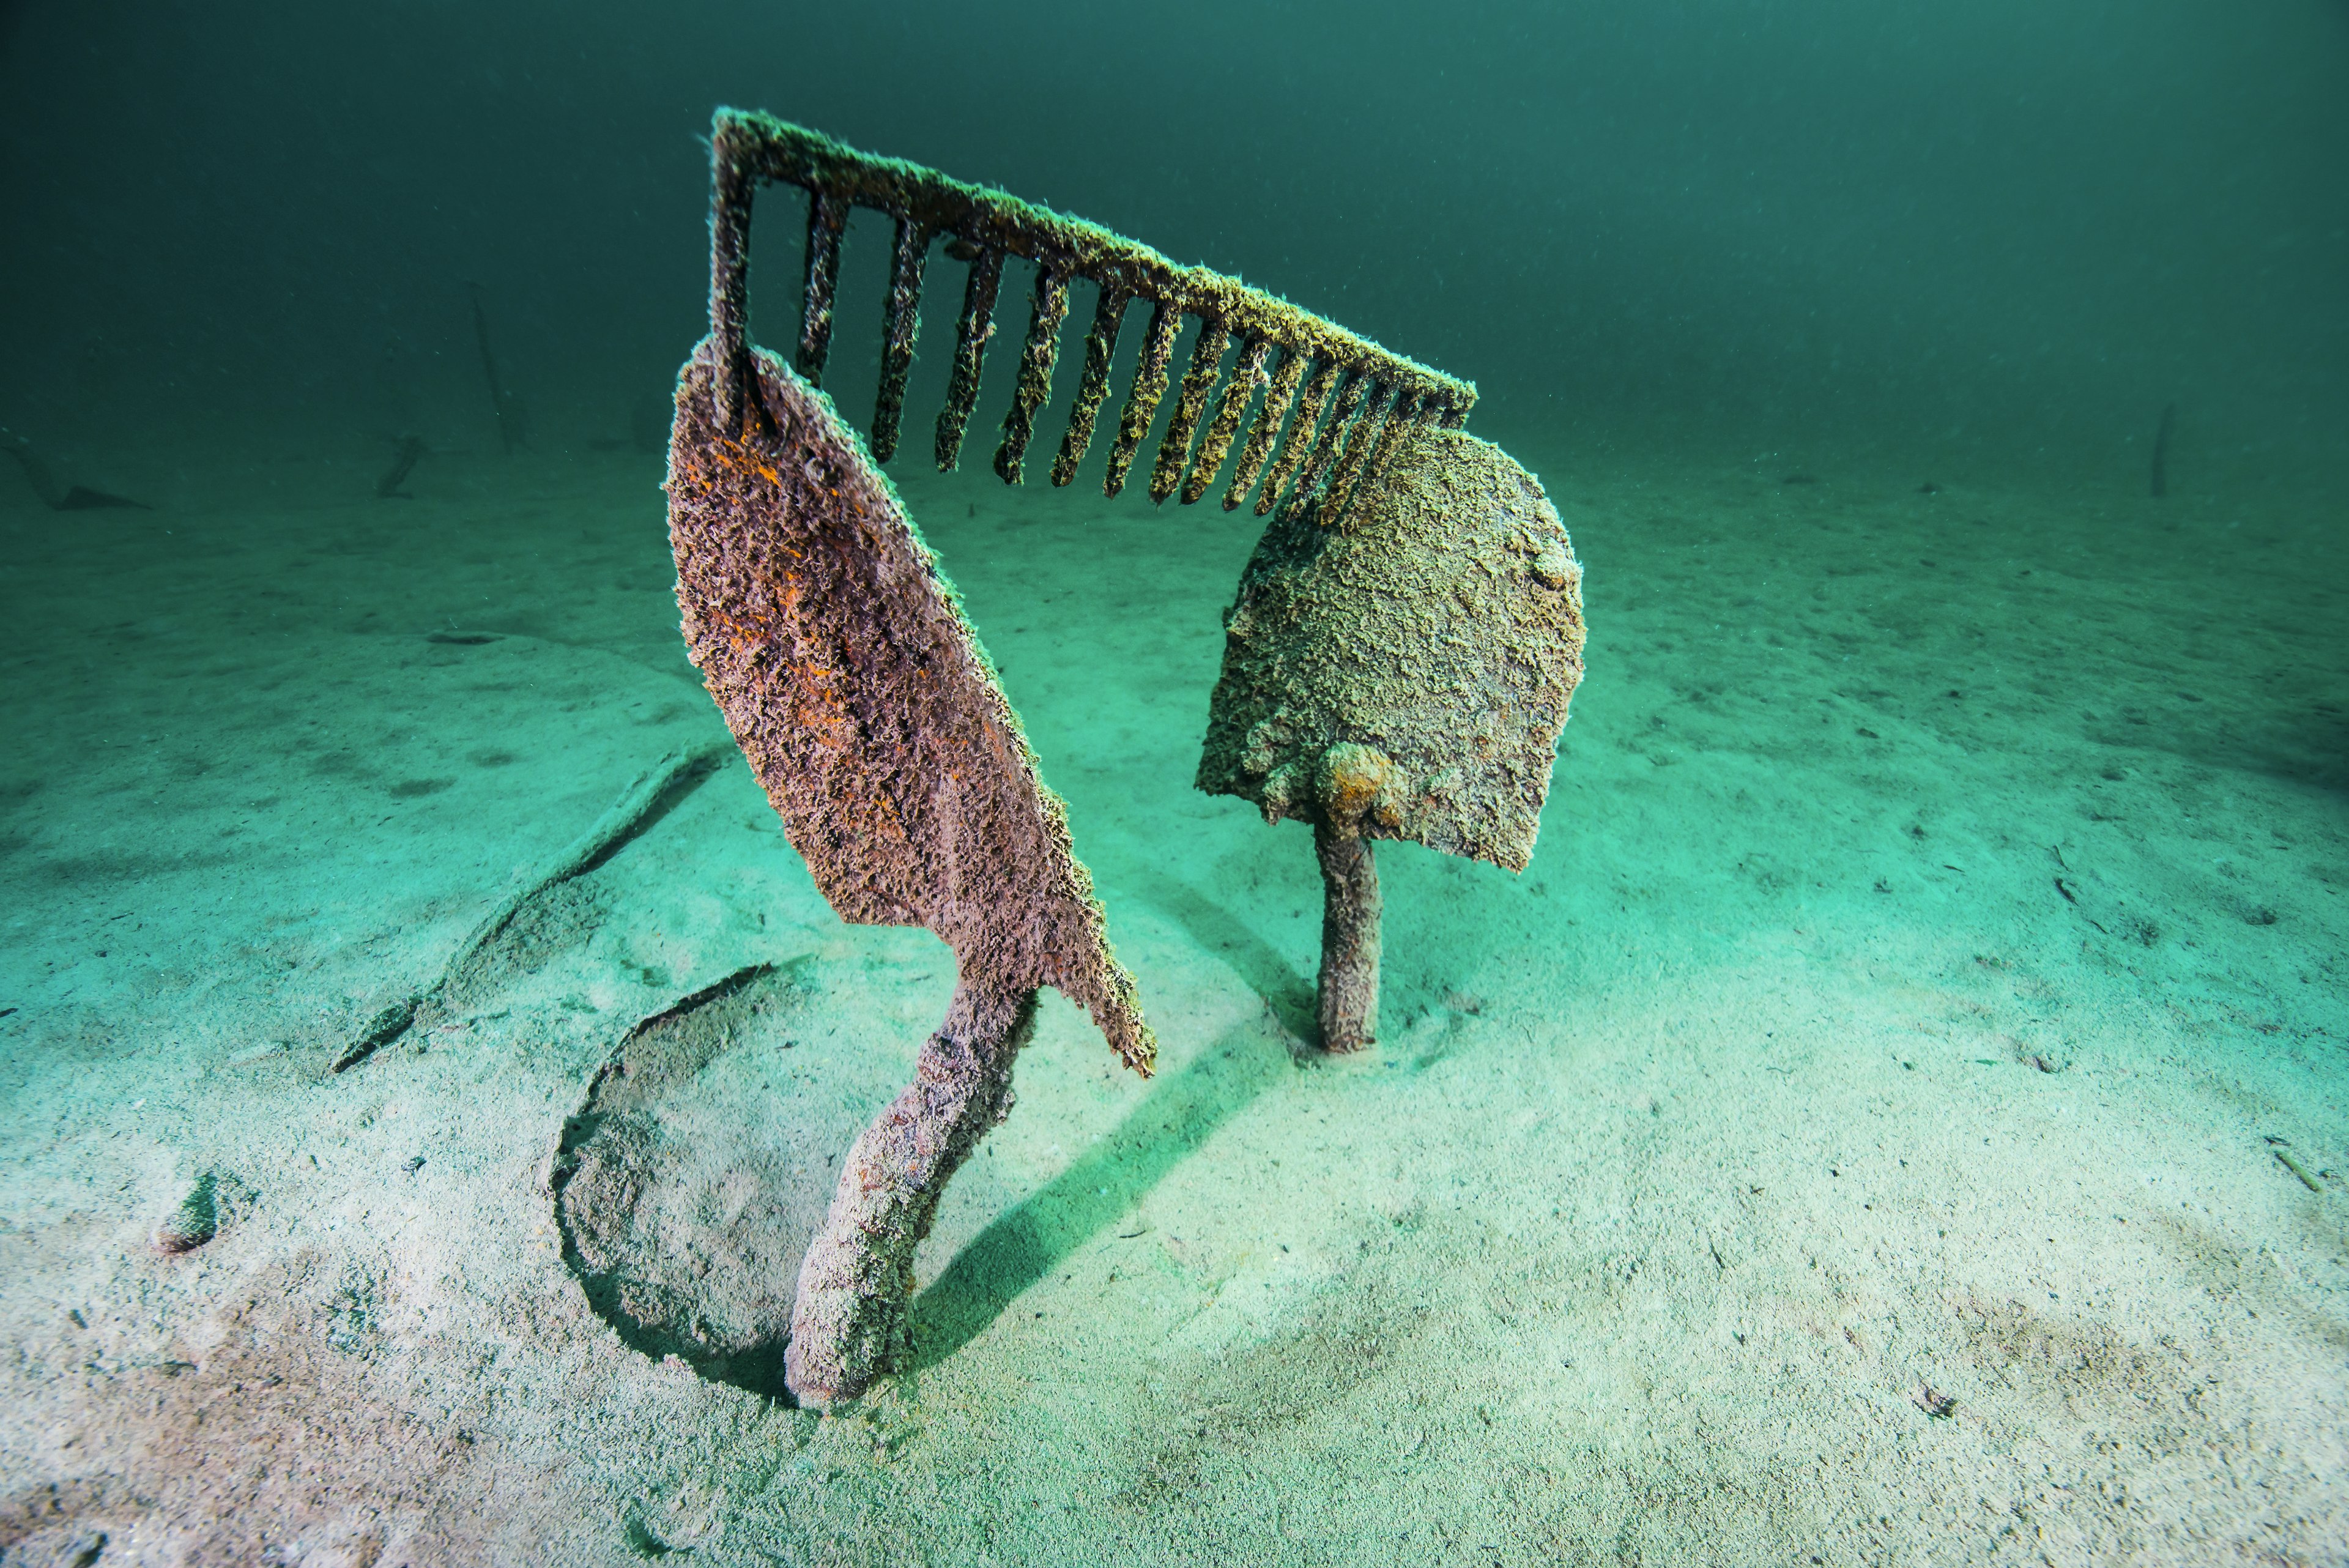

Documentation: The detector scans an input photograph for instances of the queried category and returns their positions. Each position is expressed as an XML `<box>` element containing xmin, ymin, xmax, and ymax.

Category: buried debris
<box><xmin>151</xmin><ymin>1171</ymin><xmax>250</xmax><ymax>1255</ymax></box>
<box><xmin>152</xmin><ymin>1173</ymin><xmax>220</xmax><ymax>1255</ymax></box>
<box><xmin>2268</xmin><ymin>1139</ymin><xmax>2323</xmax><ymax>1194</ymax></box>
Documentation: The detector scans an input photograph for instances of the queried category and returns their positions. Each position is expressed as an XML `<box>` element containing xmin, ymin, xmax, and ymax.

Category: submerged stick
<box><xmin>787</xmin><ymin>981</ymin><xmax>1037</xmax><ymax>1407</ymax></box>
<box><xmin>377</xmin><ymin>435</ymin><xmax>426</xmax><ymax>499</ymax></box>
<box><xmin>333</xmin><ymin>741</ymin><xmax>730</xmax><ymax>1072</ymax></box>
<box><xmin>469</xmin><ymin>283</ymin><xmax>524</xmax><ymax>455</ymax></box>
<box><xmin>2275</xmin><ymin>1145</ymin><xmax>2322</xmax><ymax>1194</ymax></box>
<box><xmin>1</xmin><ymin>429</ymin><xmax>150</xmax><ymax>511</ymax></box>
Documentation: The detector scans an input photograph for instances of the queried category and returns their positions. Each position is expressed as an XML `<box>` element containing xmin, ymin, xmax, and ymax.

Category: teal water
<box><xmin>1</xmin><ymin>4</ymin><xmax>2344</xmax><ymax>1564</ymax></box>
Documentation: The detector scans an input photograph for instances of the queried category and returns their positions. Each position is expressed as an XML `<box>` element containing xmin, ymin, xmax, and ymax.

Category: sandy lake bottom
<box><xmin>1</xmin><ymin>424</ymin><xmax>2343</xmax><ymax>1566</ymax></box>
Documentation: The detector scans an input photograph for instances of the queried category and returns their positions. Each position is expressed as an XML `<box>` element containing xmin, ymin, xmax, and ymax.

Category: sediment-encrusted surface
<box><xmin>665</xmin><ymin>337</ymin><xmax>1152</xmax><ymax>1075</ymax></box>
<box><xmin>1198</xmin><ymin>426</ymin><xmax>1587</xmax><ymax>871</ymax></box>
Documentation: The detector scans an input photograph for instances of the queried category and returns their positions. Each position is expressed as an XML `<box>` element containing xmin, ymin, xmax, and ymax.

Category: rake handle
<box><xmin>707</xmin><ymin>116</ymin><xmax>757</xmax><ymax>433</ymax></box>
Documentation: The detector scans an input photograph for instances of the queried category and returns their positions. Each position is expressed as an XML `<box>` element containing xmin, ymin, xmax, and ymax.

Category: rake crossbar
<box><xmin>703</xmin><ymin>108</ymin><xmax>1475</xmax><ymax>519</ymax></box>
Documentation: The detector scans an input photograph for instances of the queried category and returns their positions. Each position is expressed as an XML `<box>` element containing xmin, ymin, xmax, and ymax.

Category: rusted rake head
<box><xmin>703</xmin><ymin>108</ymin><xmax>1476</xmax><ymax>526</ymax></box>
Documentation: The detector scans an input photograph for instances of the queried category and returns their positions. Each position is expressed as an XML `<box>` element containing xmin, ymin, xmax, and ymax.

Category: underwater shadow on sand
<box><xmin>1129</xmin><ymin>848</ymin><xmax>1524</xmax><ymax>1042</ymax></box>
<box><xmin>910</xmin><ymin>1010</ymin><xmax>1297</xmax><ymax>1370</ymax></box>
<box><xmin>2107</xmin><ymin>710</ymin><xmax>2349</xmax><ymax>799</ymax></box>
<box><xmin>1126</xmin><ymin>868</ymin><xmax>1318</xmax><ymax>1038</ymax></box>
<box><xmin>2260</xmin><ymin>710</ymin><xmax>2349</xmax><ymax>796</ymax></box>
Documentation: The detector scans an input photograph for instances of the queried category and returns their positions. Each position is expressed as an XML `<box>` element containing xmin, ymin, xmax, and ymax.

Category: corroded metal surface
<box><xmin>666</xmin><ymin>338</ymin><xmax>1152</xmax><ymax>1074</ymax></box>
<box><xmin>1197</xmin><ymin>425</ymin><xmax>1587</xmax><ymax>874</ymax></box>
<box><xmin>933</xmin><ymin>243</ymin><xmax>1003</xmax><ymax>470</ymax></box>
<box><xmin>703</xmin><ymin>108</ymin><xmax>1475</xmax><ymax>521</ymax></box>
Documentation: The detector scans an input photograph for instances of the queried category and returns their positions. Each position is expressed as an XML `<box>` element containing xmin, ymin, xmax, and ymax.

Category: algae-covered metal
<box><xmin>702</xmin><ymin>108</ymin><xmax>1476</xmax><ymax>520</ymax></box>
<box><xmin>1196</xmin><ymin>425</ymin><xmax>1586</xmax><ymax>1053</ymax></box>
<box><xmin>1197</xmin><ymin>426</ymin><xmax>1587</xmax><ymax>874</ymax></box>
<box><xmin>661</xmin><ymin>103</ymin><xmax>1552</xmax><ymax>1401</ymax></box>
<box><xmin>664</xmin><ymin>332</ymin><xmax>1155</xmax><ymax>1408</ymax></box>
<box><xmin>665</xmin><ymin>340</ymin><xmax>1150</xmax><ymax>1073</ymax></box>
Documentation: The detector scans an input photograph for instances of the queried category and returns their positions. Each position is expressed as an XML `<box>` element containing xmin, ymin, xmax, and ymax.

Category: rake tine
<box><xmin>1104</xmin><ymin>300</ymin><xmax>1183</xmax><ymax>498</ymax></box>
<box><xmin>1256</xmin><ymin>356</ymin><xmax>1339</xmax><ymax>516</ymax></box>
<box><xmin>1050</xmin><ymin>287</ymin><xmax>1128</xmax><ymax>487</ymax></box>
<box><xmin>1224</xmin><ymin>344</ymin><xmax>1304</xmax><ymax>512</ymax></box>
<box><xmin>1186</xmin><ymin>335</ymin><xmax>1269</xmax><ymax>505</ymax></box>
<box><xmin>1316</xmin><ymin>379</ymin><xmax>1397</xmax><ymax>524</ymax></box>
<box><xmin>993</xmin><ymin>264</ymin><xmax>1071</xmax><ymax>484</ymax></box>
<box><xmin>1438</xmin><ymin>397</ymin><xmax>1469</xmax><ymax>431</ymax></box>
<box><xmin>1149</xmin><ymin>318</ymin><xmax>1231</xmax><ymax>503</ymax></box>
<box><xmin>871</xmin><ymin>216</ymin><xmax>930</xmax><ymax>464</ymax></box>
<box><xmin>1362</xmin><ymin>388</ymin><xmax>1430</xmax><ymax>486</ymax></box>
<box><xmin>1279</xmin><ymin>366</ymin><xmax>1370</xmax><ymax>522</ymax></box>
<box><xmin>796</xmin><ymin>190</ymin><xmax>848</xmax><ymax>385</ymax></box>
<box><xmin>933</xmin><ymin>243</ymin><xmax>1003</xmax><ymax>472</ymax></box>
